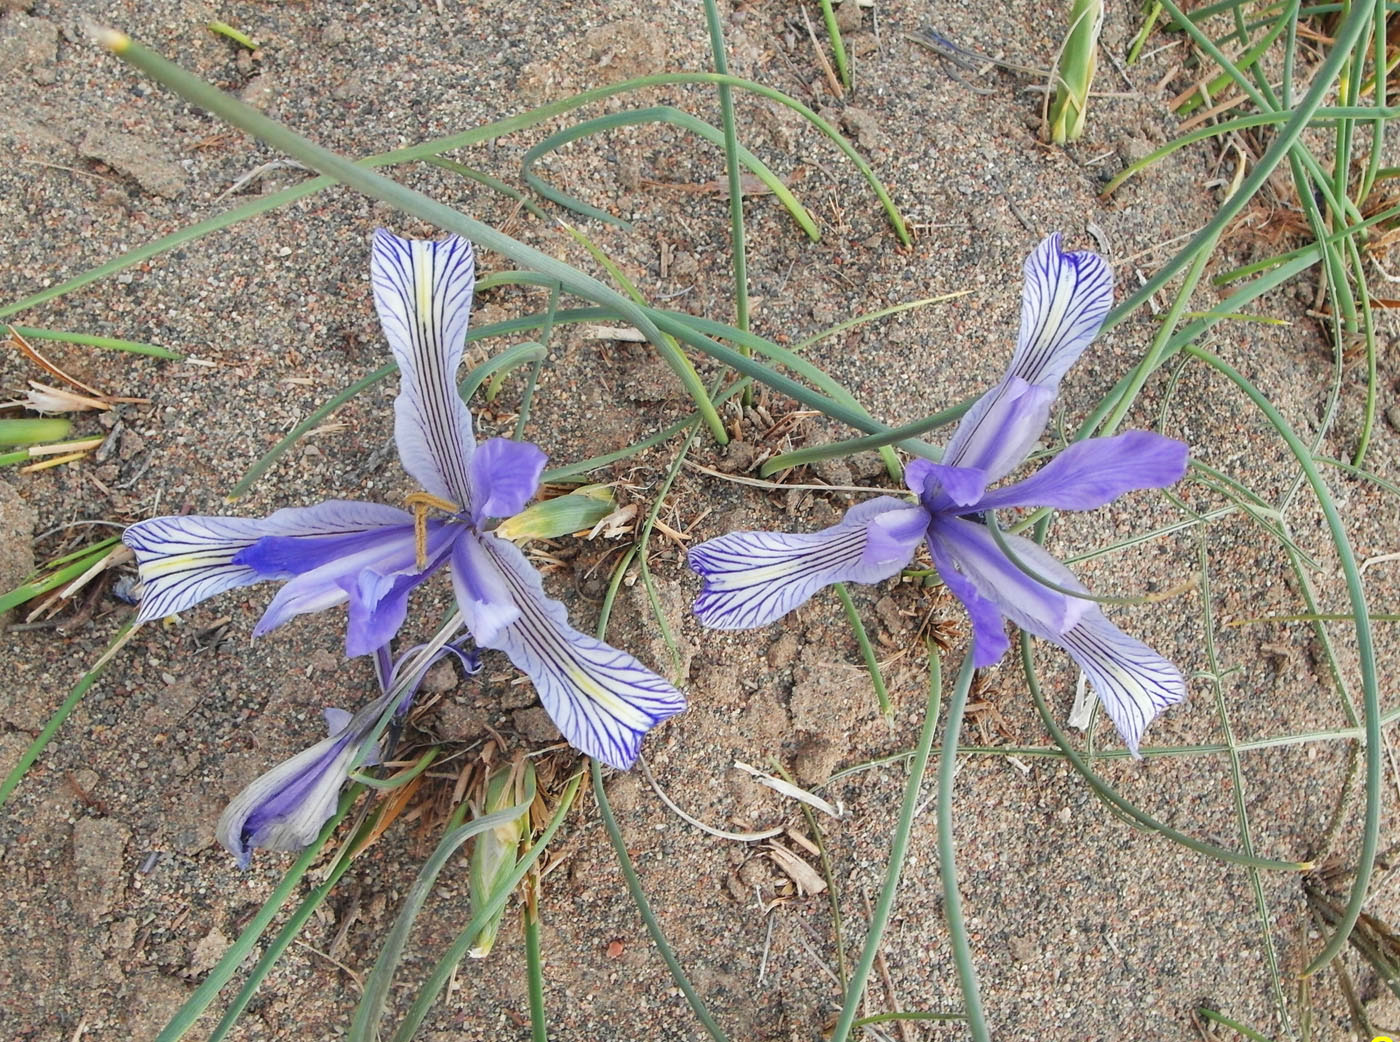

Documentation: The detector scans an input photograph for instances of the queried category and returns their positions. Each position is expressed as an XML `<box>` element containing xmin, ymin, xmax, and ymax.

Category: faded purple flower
<box><xmin>125</xmin><ymin>231</ymin><xmax>684</xmax><ymax>769</ymax></box>
<box><xmin>688</xmin><ymin>235</ymin><xmax>1189</xmax><ymax>754</ymax></box>
<box><xmin>217</xmin><ymin>639</ymin><xmax>480</xmax><ymax>868</ymax></box>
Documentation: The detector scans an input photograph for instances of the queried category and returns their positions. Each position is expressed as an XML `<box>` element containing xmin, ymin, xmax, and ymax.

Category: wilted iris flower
<box><xmin>125</xmin><ymin>230</ymin><xmax>684</xmax><ymax>769</ymax></box>
<box><xmin>688</xmin><ymin>235</ymin><xmax>1189</xmax><ymax>754</ymax></box>
<box><xmin>217</xmin><ymin>638</ymin><xmax>479</xmax><ymax>868</ymax></box>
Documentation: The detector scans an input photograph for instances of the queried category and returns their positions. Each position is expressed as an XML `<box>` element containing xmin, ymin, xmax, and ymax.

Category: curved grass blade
<box><xmin>834</xmin><ymin>583</ymin><xmax>892</xmax><ymax>719</ymax></box>
<box><xmin>384</xmin><ymin>773</ymin><xmax>582</xmax><ymax>1042</ymax></box>
<box><xmin>1181</xmin><ymin>344</ymin><xmax>1379</xmax><ymax>974</ymax></box>
<box><xmin>349</xmin><ymin>776</ymin><xmax>538</xmax><ymax>1041</ymax></box>
<box><xmin>4</xmin><ymin>67</ymin><xmax>907</xmax><ymax>328</ymax></box>
<box><xmin>91</xmin><ymin>32</ymin><xmax>736</xmax><ymax>445</ymax></box>
<box><xmin>935</xmin><ymin>654</ymin><xmax>990</xmax><ymax>1042</ymax></box>
<box><xmin>1021</xmin><ymin>633</ymin><xmax>1308</xmax><ymax>871</ymax></box>
<box><xmin>590</xmin><ymin>756</ymin><xmax>730</xmax><ymax>1042</ymax></box>
<box><xmin>522</xmin><ymin>106</ymin><xmax>818</xmax><ymax>240</ymax></box>
<box><xmin>829</xmin><ymin>647</ymin><xmax>957</xmax><ymax>1042</ymax></box>
<box><xmin>704</xmin><ymin>0</ymin><xmax>755</xmax><ymax>410</ymax></box>
<box><xmin>204</xmin><ymin>791</ymin><xmax>401</xmax><ymax>1042</ymax></box>
<box><xmin>0</xmin><ymin>618</ymin><xmax>135</xmax><ymax>811</ymax></box>
<box><xmin>1105</xmin><ymin>0</ymin><xmax>1378</xmax><ymax>328</ymax></box>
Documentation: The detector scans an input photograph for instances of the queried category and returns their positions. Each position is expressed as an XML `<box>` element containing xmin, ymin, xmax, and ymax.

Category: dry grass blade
<box><xmin>733</xmin><ymin>761</ymin><xmax>842</xmax><ymax>817</ymax></box>
<box><xmin>6</xmin><ymin>326</ymin><xmax>108</xmax><ymax>398</ymax></box>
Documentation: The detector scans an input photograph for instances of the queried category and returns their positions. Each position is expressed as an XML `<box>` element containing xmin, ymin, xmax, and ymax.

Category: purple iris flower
<box><xmin>688</xmin><ymin>235</ymin><xmax>1190</xmax><ymax>754</ymax></box>
<box><xmin>124</xmin><ymin>230</ymin><xmax>685</xmax><ymax>769</ymax></box>
<box><xmin>217</xmin><ymin>638</ymin><xmax>480</xmax><ymax>868</ymax></box>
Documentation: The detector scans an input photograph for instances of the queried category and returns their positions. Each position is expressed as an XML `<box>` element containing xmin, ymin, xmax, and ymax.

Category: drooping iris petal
<box><xmin>926</xmin><ymin>516</ymin><xmax>1090</xmax><ymax>642</ymax></box>
<box><xmin>470</xmin><ymin>437</ymin><xmax>548</xmax><ymax>523</ymax></box>
<box><xmin>939</xmin><ymin>377</ymin><xmax>1058</xmax><ymax>482</ymax></box>
<box><xmin>1009</xmin><ymin>232</ymin><xmax>1113</xmax><ymax>389</ymax></box>
<box><xmin>450</xmin><ymin>532</ymin><xmax>522</xmax><ymax>646</ymax></box>
<box><xmin>903</xmin><ymin>458</ymin><xmax>987</xmax><ymax>507</ymax></box>
<box><xmin>925</xmin><ymin>536</ymin><xmax>1010</xmax><ymax>667</ymax></box>
<box><xmin>370</xmin><ymin>229</ymin><xmax>479</xmax><ymax>510</ymax></box>
<box><xmin>123</xmin><ymin>501</ymin><xmax>416</xmax><ymax>623</ymax></box>
<box><xmin>216</xmin><ymin>704</ymin><xmax>373</xmax><ymax>869</ymax></box>
<box><xmin>345</xmin><ymin>566</ymin><xmax>436</xmax><ymax>659</ymax></box>
<box><xmin>253</xmin><ymin>523</ymin><xmax>456</xmax><ymax>655</ymax></box>
<box><xmin>1056</xmin><ymin>607</ymin><xmax>1188</xmax><ymax>755</ymax></box>
<box><xmin>688</xmin><ymin>497</ymin><xmax>926</xmax><ymax>630</ymax></box>
<box><xmin>976</xmin><ymin>431</ymin><xmax>1189</xmax><ymax>513</ymax></box>
<box><xmin>472</xmin><ymin>533</ymin><xmax>685</xmax><ymax>769</ymax></box>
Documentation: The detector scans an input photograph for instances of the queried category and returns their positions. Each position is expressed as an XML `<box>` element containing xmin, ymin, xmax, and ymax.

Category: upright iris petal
<box><xmin>687</xmin><ymin>234</ymin><xmax>1190</xmax><ymax>755</ymax></box>
<box><xmin>124</xmin><ymin>229</ymin><xmax>684</xmax><ymax>771</ymax></box>
<box><xmin>370</xmin><ymin>230</ymin><xmax>480</xmax><ymax>511</ymax></box>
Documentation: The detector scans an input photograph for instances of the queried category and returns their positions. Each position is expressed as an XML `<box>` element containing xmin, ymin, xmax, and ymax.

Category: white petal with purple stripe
<box><xmin>688</xmin><ymin>497</ymin><xmax>926</xmax><ymax>630</ymax></box>
<box><xmin>122</xmin><ymin>501</ymin><xmax>414</xmax><ymax>623</ymax></box>
<box><xmin>1009</xmin><ymin>233</ymin><xmax>1113</xmax><ymax>389</ymax></box>
<box><xmin>370</xmin><ymin>229</ymin><xmax>479</xmax><ymax>510</ymax></box>
<box><xmin>470</xmin><ymin>533</ymin><xmax>685</xmax><ymax>769</ymax></box>
<box><xmin>1057</xmin><ymin>608</ymin><xmax>1187</xmax><ymax>755</ymax></box>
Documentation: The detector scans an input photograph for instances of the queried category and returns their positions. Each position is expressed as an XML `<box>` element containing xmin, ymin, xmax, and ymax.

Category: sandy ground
<box><xmin>1</xmin><ymin>0</ymin><xmax>1398</xmax><ymax>1039</ymax></box>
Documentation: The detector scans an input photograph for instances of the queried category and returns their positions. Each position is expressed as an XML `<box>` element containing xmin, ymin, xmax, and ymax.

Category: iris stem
<box><xmin>829</xmin><ymin>646</ymin><xmax>950</xmax><ymax>1042</ymax></box>
<box><xmin>936</xmin><ymin>655</ymin><xmax>990</xmax><ymax>1042</ymax></box>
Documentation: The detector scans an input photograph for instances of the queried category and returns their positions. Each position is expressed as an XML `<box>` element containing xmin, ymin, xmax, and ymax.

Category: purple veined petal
<box><xmin>925</xmin><ymin>515</ymin><xmax>1090</xmax><ymax>642</ymax></box>
<box><xmin>470</xmin><ymin>437</ymin><xmax>548</xmax><ymax>523</ymax></box>
<box><xmin>938</xmin><ymin>377</ymin><xmax>1059</xmax><ymax>483</ymax></box>
<box><xmin>975</xmin><ymin>431</ymin><xmax>1189</xmax><ymax>513</ymax></box>
<box><xmin>1008</xmin><ymin>233</ymin><xmax>1113</xmax><ymax>389</ymax></box>
<box><xmin>254</xmin><ymin>522</ymin><xmax>458</xmax><ymax>653</ymax></box>
<box><xmin>688</xmin><ymin>496</ymin><xmax>926</xmax><ymax>631</ymax></box>
<box><xmin>122</xmin><ymin>501</ymin><xmax>415</xmax><ymax>623</ymax></box>
<box><xmin>450</xmin><ymin>531</ymin><xmax>522</xmax><ymax>646</ymax></box>
<box><xmin>474</xmin><ymin>533</ymin><xmax>685</xmax><ymax>770</ymax></box>
<box><xmin>925</xmin><ymin>536</ymin><xmax>1010</xmax><ymax>667</ymax></box>
<box><xmin>216</xmin><ymin>701</ymin><xmax>380</xmax><ymax>868</ymax></box>
<box><xmin>371</xmin><ymin>229</ymin><xmax>479</xmax><ymax>510</ymax></box>
<box><xmin>1055</xmin><ymin>607</ymin><xmax>1187</xmax><ymax>756</ymax></box>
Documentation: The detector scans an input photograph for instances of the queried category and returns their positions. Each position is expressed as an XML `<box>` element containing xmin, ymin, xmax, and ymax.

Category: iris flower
<box><xmin>688</xmin><ymin>235</ymin><xmax>1189</xmax><ymax>754</ymax></box>
<box><xmin>217</xmin><ymin>638</ymin><xmax>479</xmax><ymax>867</ymax></box>
<box><xmin>124</xmin><ymin>230</ymin><xmax>684</xmax><ymax>769</ymax></box>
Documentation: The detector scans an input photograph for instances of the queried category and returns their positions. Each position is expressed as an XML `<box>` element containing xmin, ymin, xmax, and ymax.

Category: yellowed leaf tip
<box><xmin>92</xmin><ymin>26</ymin><xmax>131</xmax><ymax>53</ymax></box>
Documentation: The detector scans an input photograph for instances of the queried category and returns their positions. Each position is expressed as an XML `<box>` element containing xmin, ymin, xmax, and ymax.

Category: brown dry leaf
<box><xmin>766</xmin><ymin>841</ymin><xmax>827</xmax><ymax>896</ymax></box>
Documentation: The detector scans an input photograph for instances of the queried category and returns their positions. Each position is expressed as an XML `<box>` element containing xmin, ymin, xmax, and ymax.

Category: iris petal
<box><xmin>1009</xmin><ymin>232</ymin><xmax>1113</xmax><ymax>389</ymax></box>
<box><xmin>1057</xmin><ymin>608</ymin><xmax>1187</xmax><ymax>755</ymax></box>
<box><xmin>473</xmin><ymin>533</ymin><xmax>685</xmax><ymax>769</ymax></box>
<box><xmin>688</xmin><ymin>497</ymin><xmax>926</xmax><ymax>630</ymax></box>
<box><xmin>939</xmin><ymin>377</ymin><xmax>1058</xmax><ymax>482</ymax></box>
<box><xmin>470</xmin><ymin>437</ymin><xmax>548</xmax><ymax>523</ymax></box>
<box><xmin>216</xmin><ymin>705</ymin><xmax>370</xmax><ymax>869</ymax></box>
<box><xmin>122</xmin><ymin>501</ymin><xmax>415</xmax><ymax>623</ymax></box>
<box><xmin>976</xmin><ymin>431</ymin><xmax>1189</xmax><ymax>513</ymax></box>
<box><xmin>450</xmin><ymin>532</ymin><xmax>522</xmax><ymax>646</ymax></box>
<box><xmin>925</xmin><ymin>536</ymin><xmax>1010</xmax><ymax>666</ymax></box>
<box><xmin>371</xmin><ymin>229</ymin><xmax>479</xmax><ymax>510</ymax></box>
<box><xmin>254</xmin><ymin>524</ymin><xmax>456</xmax><ymax>655</ymax></box>
<box><xmin>926</xmin><ymin>516</ymin><xmax>1089</xmax><ymax>640</ymax></box>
